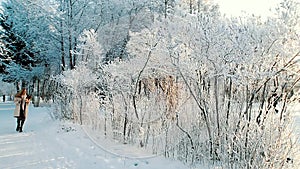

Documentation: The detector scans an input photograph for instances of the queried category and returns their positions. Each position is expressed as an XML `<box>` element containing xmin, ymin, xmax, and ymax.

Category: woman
<box><xmin>14</xmin><ymin>88</ymin><xmax>31</xmax><ymax>132</ymax></box>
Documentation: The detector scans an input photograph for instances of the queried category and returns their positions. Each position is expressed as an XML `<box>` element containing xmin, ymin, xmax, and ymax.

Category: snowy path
<box><xmin>1</xmin><ymin>101</ymin><xmax>299</xmax><ymax>169</ymax></box>
<box><xmin>0</xmin><ymin>102</ymin><xmax>188</xmax><ymax>169</ymax></box>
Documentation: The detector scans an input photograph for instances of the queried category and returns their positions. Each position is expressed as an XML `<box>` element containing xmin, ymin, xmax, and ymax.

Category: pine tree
<box><xmin>0</xmin><ymin>7</ymin><xmax>37</xmax><ymax>83</ymax></box>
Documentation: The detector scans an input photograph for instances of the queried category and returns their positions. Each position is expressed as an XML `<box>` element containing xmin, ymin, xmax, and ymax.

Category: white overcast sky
<box><xmin>215</xmin><ymin>0</ymin><xmax>282</xmax><ymax>17</ymax></box>
<box><xmin>0</xmin><ymin>0</ymin><xmax>281</xmax><ymax>17</ymax></box>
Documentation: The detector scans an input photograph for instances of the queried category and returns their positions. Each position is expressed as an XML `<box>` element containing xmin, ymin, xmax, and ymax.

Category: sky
<box><xmin>0</xmin><ymin>0</ymin><xmax>282</xmax><ymax>17</ymax></box>
<box><xmin>215</xmin><ymin>0</ymin><xmax>282</xmax><ymax>17</ymax></box>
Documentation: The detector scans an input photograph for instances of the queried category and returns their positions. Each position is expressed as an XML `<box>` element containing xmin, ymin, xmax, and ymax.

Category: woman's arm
<box><xmin>14</xmin><ymin>97</ymin><xmax>21</xmax><ymax>104</ymax></box>
<box><xmin>26</xmin><ymin>95</ymin><xmax>31</xmax><ymax>104</ymax></box>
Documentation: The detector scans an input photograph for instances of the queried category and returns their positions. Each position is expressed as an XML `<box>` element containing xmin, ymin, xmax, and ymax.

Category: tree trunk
<box><xmin>123</xmin><ymin>113</ymin><xmax>128</xmax><ymax>143</ymax></box>
<box><xmin>214</xmin><ymin>76</ymin><xmax>220</xmax><ymax>137</ymax></box>
<box><xmin>60</xmin><ymin>25</ymin><xmax>66</xmax><ymax>71</ymax></box>
<box><xmin>15</xmin><ymin>81</ymin><xmax>20</xmax><ymax>92</ymax></box>
<box><xmin>79</xmin><ymin>94</ymin><xmax>83</xmax><ymax>125</ymax></box>
<box><xmin>33</xmin><ymin>79</ymin><xmax>40</xmax><ymax>107</ymax></box>
<box><xmin>226</xmin><ymin>77</ymin><xmax>232</xmax><ymax>127</ymax></box>
<box><xmin>189</xmin><ymin>0</ymin><xmax>193</xmax><ymax>14</ymax></box>
<box><xmin>68</xmin><ymin>0</ymin><xmax>74</xmax><ymax>69</ymax></box>
<box><xmin>60</xmin><ymin>0</ymin><xmax>66</xmax><ymax>71</ymax></box>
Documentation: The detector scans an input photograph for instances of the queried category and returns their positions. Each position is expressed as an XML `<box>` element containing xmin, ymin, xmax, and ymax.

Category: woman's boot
<box><xmin>16</xmin><ymin>119</ymin><xmax>20</xmax><ymax>131</ymax></box>
<box><xmin>19</xmin><ymin>120</ymin><xmax>25</xmax><ymax>132</ymax></box>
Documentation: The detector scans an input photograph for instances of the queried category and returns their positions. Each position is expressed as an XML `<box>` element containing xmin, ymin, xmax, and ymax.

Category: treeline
<box><xmin>1</xmin><ymin>0</ymin><xmax>300</xmax><ymax>168</ymax></box>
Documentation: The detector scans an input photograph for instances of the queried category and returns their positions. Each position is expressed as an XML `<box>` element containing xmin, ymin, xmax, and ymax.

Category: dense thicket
<box><xmin>1</xmin><ymin>0</ymin><xmax>299</xmax><ymax>168</ymax></box>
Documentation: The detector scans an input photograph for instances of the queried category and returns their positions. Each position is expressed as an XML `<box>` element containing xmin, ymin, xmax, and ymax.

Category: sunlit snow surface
<box><xmin>290</xmin><ymin>103</ymin><xmax>300</xmax><ymax>142</ymax></box>
<box><xmin>1</xmin><ymin>100</ymin><xmax>299</xmax><ymax>168</ymax></box>
<box><xmin>0</xmin><ymin>101</ymin><xmax>190</xmax><ymax>169</ymax></box>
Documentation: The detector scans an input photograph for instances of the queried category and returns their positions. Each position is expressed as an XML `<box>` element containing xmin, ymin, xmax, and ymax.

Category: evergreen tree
<box><xmin>0</xmin><ymin>9</ymin><xmax>37</xmax><ymax>83</ymax></box>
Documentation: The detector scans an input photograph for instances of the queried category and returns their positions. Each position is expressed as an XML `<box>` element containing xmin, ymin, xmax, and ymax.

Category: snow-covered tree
<box><xmin>100</xmin><ymin>1</ymin><xmax>300</xmax><ymax>168</ymax></box>
<box><xmin>1</xmin><ymin>0</ymin><xmax>299</xmax><ymax>168</ymax></box>
<box><xmin>0</xmin><ymin>0</ymin><xmax>60</xmax><ymax>94</ymax></box>
<box><xmin>51</xmin><ymin>29</ymin><xmax>106</xmax><ymax>128</ymax></box>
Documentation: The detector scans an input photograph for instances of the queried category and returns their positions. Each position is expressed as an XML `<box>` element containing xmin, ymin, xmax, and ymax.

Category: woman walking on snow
<box><xmin>14</xmin><ymin>88</ymin><xmax>31</xmax><ymax>132</ymax></box>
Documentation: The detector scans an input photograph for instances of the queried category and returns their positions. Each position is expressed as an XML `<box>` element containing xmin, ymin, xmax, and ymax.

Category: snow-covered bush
<box><xmin>50</xmin><ymin>30</ymin><xmax>105</xmax><ymax>127</ymax></box>
<box><xmin>100</xmin><ymin>5</ymin><xmax>300</xmax><ymax>169</ymax></box>
<box><xmin>47</xmin><ymin>1</ymin><xmax>300</xmax><ymax>169</ymax></box>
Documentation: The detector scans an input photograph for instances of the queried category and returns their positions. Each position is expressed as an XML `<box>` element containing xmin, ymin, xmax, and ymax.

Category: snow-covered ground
<box><xmin>0</xmin><ymin>101</ymin><xmax>189</xmax><ymax>169</ymax></box>
<box><xmin>290</xmin><ymin>103</ymin><xmax>300</xmax><ymax>143</ymax></box>
<box><xmin>1</xmin><ymin>101</ymin><xmax>299</xmax><ymax>169</ymax></box>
